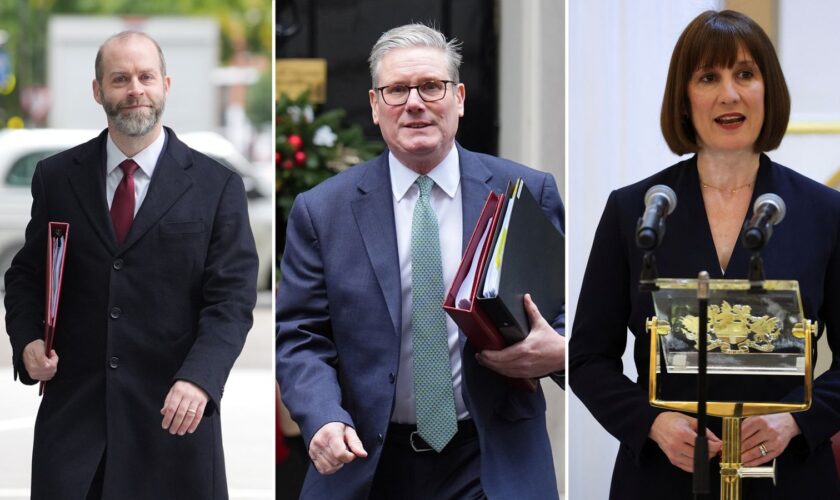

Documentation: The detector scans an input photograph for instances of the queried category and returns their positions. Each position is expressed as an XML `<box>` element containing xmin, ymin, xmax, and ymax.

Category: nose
<box><xmin>404</xmin><ymin>87</ymin><xmax>426</xmax><ymax>111</ymax></box>
<box><xmin>127</xmin><ymin>77</ymin><xmax>145</xmax><ymax>97</ymax></box>
<box><xmin>718</xmin><ymin>75</ymin><xmax>740</xmax><ymax>104</ymax></box>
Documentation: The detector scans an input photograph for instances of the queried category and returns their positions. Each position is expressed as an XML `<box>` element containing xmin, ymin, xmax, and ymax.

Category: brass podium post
<box><xmin>720</xmin><ymin>417</ymin><xmax>741</xmax><ymax>500</ymax></box>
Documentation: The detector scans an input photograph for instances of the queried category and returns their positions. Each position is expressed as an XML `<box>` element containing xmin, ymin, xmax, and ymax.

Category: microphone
<box><xmin>742</xmin><ymin>193</ymin><xmax>786</xmax><ymax>251</ymax></box>
<box><xmin>636</xmin><ymin>185</ymin><xmax>677</xmax><ymax>250</ymax></box>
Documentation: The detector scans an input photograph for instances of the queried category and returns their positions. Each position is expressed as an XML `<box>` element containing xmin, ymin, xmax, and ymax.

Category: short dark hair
<box><xmin>95</xmin><ymin>31</ymin><xmax>167</xmax><ymax>85</ymax></box>
<box><xmin>660</xmin><ymin>10</ymin><xmax>790</xmax><ymax>155</ymax></box>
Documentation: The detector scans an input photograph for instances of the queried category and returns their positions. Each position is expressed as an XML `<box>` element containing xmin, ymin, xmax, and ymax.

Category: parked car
<box><xmin>0</xmin><ymin>128</ymin><xmax>273</xmax><ymax>292</ymax></box>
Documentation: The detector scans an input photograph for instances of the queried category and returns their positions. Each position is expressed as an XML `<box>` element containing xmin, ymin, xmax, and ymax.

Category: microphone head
<box><xmin>754</xmin><ymin>193</ymin><xmax>786</xmax><ymax>225</ymax></box>
<box><xmin>644</xmin><ymin>184</ymin><xmax>677</xmax><ymax>215</ymax></box>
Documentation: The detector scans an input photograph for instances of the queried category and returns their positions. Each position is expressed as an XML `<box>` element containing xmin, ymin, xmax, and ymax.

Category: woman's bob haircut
<box><xmin>661</xmin><ymin>10</ymin><xmax>790</xmax><ymax>155</ymax></box>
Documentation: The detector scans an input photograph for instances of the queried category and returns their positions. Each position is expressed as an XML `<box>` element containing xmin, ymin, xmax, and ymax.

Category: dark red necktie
<box><xmin>111</xmin><ymin>159</ymin><xmax>139</xmax><ymax>244</ymax></box>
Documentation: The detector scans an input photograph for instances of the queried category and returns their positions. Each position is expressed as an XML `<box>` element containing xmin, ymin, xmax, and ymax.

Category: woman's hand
<box><xmin>740</xmin><ymin>413</ymin><xmax>800</xmax><ymax>466</ymax></box>
<box><xmin>649</xmin><ymin>412</ymin><xmax>722</xmax><ymax>473</ymax></box>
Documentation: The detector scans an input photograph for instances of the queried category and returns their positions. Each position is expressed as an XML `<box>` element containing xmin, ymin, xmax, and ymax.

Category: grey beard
<box><xmin>103</xmin><ymin>98</ymin><xmax>165</xmax><ymax>137</ymax></box>
<box><xmin>113</xmin><ymin>109</ymin><xmax>158</xmax><ymax>136</ymax></box>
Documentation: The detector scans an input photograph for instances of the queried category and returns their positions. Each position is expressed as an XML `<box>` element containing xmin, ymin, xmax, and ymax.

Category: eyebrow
<box><xmin>108</xmin><ymin>69</ymin><xmax>158</xmax><ymax>77</ymax></box>
<box><xmin>381</xmin><ymin>76</ymin><xmax>447</xmax><ymax>84</ymax></box>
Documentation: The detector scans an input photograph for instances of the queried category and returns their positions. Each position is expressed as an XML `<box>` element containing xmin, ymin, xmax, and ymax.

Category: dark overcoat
<box><xmin>5</xmin><ymin>128</ymin><xmax>258</xmax><ymax>499</ymax></box>
<box><xmin>570</xmin><ymin>154</ymin><xmax>840</xmax><ymax>499</ymax></box>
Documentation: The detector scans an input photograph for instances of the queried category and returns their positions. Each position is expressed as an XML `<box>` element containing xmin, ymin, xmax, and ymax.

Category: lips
<box><xmin>120</xmin><ymin>101</ymin><xmax>152</xmax><ymax>111</ymax></box>
<box><xmin>403</xmin><ymin>121</ymin><xmax>432</xmax><ymax>129</ymax></box>
<box><xmin>714</xmin><ymin>113</ymin><xmax>746</xmax><ymax>127</ymax></box>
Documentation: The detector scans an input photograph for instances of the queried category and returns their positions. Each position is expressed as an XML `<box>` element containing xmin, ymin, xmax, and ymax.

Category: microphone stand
<box><xmin>693</xmin><ymin>271</ymin><xmax>710</xmax><ymax>498</ymax></box>
<box><xmin>742</xmin><ymin>204</ymin><xmax>774</xmax><ymax>294</ymax></box>
<box><xmin>639</xmin><ymin>251</ymin><xmax>659</xmax><ymax>292</ymax></box>
<box><xmin>747</xmin><ymin>252</ymin><xmax>766</xmax><ymax>294</ymax></box>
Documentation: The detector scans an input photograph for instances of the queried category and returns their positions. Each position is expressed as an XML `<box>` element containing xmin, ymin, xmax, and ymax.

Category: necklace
<box><xmin>700</xmin><ymin>180</ymin><xmax>753</xmax><ymax>194</ymax></box>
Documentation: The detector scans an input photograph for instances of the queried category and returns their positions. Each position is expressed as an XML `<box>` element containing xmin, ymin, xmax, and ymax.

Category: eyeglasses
<box><xmin>374</xmin><ymin>80</ymin><xmax>455</xmax><ymax>106</ymax></box>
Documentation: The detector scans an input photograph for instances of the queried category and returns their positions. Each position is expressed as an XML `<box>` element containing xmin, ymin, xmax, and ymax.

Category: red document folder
<box><xmin>41</xmin><ymin>221</ymin><xmax>69</xmax><ymax>395</ymax></box>
<box><xmin>443</xmin><ymin>191</ymin><xmax>537</xmax><ymax>392</ymax></box>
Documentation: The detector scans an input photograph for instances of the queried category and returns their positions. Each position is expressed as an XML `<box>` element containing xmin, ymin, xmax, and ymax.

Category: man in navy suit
<box><xmin>276</xmin><ymin>23</ymin><xmax>565</xmax><ymax>499</ymax></box>
<box><xmin>5</xmin><ymin>32</ymin><xmax>258</xmax><ymax>499</ymax></box>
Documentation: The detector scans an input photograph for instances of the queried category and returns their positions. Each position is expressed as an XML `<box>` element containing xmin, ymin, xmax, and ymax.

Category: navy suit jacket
<box><xmin>276</xmin><ymin>144</ymin><xmax>564</xmax><ymax>499</ymax></box>
<box><xmin>5</xmin><ymin>128</ymin><xmax>258</xmax><ymax>500</ymax></box>
<box><xmin>570</xmin><ymin>154</ymin><xmax>840</xmax><ymax>499</ymax></box>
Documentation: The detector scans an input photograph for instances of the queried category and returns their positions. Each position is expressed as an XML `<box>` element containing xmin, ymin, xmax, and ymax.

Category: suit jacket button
<box><xmin>109</xmin><ymin>356</ymin><xmax>119</xmax><ymax>369</ymax></box>
<box><xmin>377</xmin><ymin>433</ymin><xmax>384</xmax><ymax>443</ymax></box>
<box><xmin>110</xmin><ymin>307</ymin><xmax>122</xmax><ymax>319</ymax></box>
<box><xmin>113</xmin><ymin>259</ymin><xmax>124</xmax><ymax>270</ymax></box>
<box><xmin>388</xmin><ymin>372</ymin><xmax>395</xmax><ymax>384</ymax></box>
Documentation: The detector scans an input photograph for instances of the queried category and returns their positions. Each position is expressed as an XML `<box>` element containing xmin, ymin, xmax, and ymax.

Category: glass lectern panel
<box><xmin>652</xmin><ymin>279</ymin><xmax>806</xmax><ymax>376</ymax></box>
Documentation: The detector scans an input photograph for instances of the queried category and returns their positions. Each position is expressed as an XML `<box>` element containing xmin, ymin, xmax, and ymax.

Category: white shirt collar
<box><xmin>106</xmin><ymin>128</ymin><xmax>166</xmax><ymax>177</ymax></box>
<box><xmin>389</xmin><ymin>145</ymin><xmax>460</xmax><ymax>201</ymax></box>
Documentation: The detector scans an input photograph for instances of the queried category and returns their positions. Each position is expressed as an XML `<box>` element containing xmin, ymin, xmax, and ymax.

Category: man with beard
<box><xmin>4</xmin><ymin>31</ymin><xmax>258</xmax><ymax>499</ymax></box>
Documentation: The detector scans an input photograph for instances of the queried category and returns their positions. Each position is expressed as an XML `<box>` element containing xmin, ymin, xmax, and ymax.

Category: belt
<box><xmin>386</xmin><ymin>419</ymin><xmax>477</xmax><ymax>453</ymax></box>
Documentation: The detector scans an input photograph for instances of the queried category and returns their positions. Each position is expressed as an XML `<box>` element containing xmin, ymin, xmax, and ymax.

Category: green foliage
<box><xmin>276</xmin><ymin>92</ymin><xmax>384</xmax><ymax>225</ymax></box>
<box><xmin>245</xmin><ymin>68</ymin><xmax>272</xmax><ymax>127</ymax></box>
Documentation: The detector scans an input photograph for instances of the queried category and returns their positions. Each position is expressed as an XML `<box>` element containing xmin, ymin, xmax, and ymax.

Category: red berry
<box><xmin>287</xmin><ymin>134</ymin><xmax>303</xmax><ymax>150</ymax></box>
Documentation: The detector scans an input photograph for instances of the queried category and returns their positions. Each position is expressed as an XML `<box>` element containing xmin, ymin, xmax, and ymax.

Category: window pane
<box><xmin>6</xmin><ymin>151</ymin><xmax>60</xmax><ymax>186</ymax></box>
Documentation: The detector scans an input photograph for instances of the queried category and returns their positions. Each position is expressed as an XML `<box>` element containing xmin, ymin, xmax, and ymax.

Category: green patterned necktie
<box><xmin>411</xmin><ymin>175</ymin><xmax>458</xmax><ymax>452</ymax></box>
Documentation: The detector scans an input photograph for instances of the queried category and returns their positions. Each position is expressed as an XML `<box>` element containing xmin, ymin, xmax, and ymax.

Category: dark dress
<box><xmin>570</xmin><ymin>154</ymin><xmax>840</xmax><ymax>499</ymax></box>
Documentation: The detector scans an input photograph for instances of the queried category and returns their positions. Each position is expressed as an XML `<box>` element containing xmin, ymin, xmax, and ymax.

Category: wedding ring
<box><xmin>187</xmin><ymin>409</ymin><xmax>197</xmax><ymax>415</ymax></box>
<box><xmin>759</xmin><ymin>443</ymin><xmax>768</xmax><ymax>457</ymax></box>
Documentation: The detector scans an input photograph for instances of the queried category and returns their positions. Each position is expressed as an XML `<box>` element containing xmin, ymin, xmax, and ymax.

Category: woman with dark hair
<box><xmin>570</xmin><ymin>10</ymin><xmax>840</xmax><ymax>499</ymax></box>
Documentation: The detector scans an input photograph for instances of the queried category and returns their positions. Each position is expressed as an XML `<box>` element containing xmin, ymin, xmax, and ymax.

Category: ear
<box><xmin>455</xmin><ymin>83</ymin><xmax>465</xmax><ymax>118</ymax></box>
<box><xmin>163</xmin><ymin>75</ymin><xmax>171</xmax><ymax>96</ymax></box>
<box><xmin>369</xmin><ymin>89</ymin><xmax>379</xmax><ymax>125</ymax></box>
<box><xmin>93</xmin><ymin>79</ymin><xmax>102</xmax><ymax>104</ymax></box>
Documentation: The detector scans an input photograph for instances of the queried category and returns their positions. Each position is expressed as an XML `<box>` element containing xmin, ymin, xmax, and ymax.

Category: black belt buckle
<box><xmin>409</xmin><ymin>431</ymin><xmax>434</xmax><ymax>452</ymax></box>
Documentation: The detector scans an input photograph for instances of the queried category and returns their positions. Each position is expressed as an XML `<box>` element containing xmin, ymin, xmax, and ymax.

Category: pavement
<box><xmin>0</xmin><ymin>291</ymin><xmax>274</xmax><ymax>500</ymax></box>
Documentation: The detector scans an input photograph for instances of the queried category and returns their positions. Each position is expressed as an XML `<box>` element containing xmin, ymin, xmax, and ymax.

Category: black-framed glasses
<box><xmin>374</xmin><ymin>80</ymin><xmax>454</xmax><ymax>106</ymax></box>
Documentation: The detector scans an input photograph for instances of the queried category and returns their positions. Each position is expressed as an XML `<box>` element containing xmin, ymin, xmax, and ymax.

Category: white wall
<box><xmin>499</xmin><ymin>0</ymin><xmax>565</xmax><ymax>195</ymax></box>
<box><xmin>499</xmin><ymin>0</ymin><xmax>566</xmax><ymax>496</ymax></box>
<box><xmin>568</xmin><ymin>1</ymin><xmax>720</xmax><ymax>499</ymax></box>
<box><xmin>48</xmin><ymin>16</ymin><xmax>219</xmax><ymax>132</ymax></box>
<box><xmin>771</xmin><ymin>0</ymin><xmax>840</xmax><ymax>185</ymax></box>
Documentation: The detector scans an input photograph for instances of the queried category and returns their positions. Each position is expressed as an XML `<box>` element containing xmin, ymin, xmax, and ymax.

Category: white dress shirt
<box><xmin>105</xmin><ymin>129</ymin><xmax>166</xmax><ymax>214</ymax></box>
<box><xmin>389</xmin><ymin>145</ymin><xmax>470</xmax><ymax>424</ymax></box>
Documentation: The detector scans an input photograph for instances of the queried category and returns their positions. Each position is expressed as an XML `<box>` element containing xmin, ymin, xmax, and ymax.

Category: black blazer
<box><xmin>570</xmin><ymin>154</ymin><xmax>840</xmax><ymax>499</ymax></box>
<box><xmin>4</xmin><ymin>128</ymin><xmax>258</xmax><ymax>500</ymax></box>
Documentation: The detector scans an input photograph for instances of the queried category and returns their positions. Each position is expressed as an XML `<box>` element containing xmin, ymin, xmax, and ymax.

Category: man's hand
<box><xmin>741</xmin><ymin>413</ymin><xmax>800</xmax><ymax>466</ymax></box>
<box><xmin>22</xmin><ymin>339</ymin><xmax>59</xmax><ymax>381</ymax></box>
<box><xmin>475</xmin><ymin>294</ymin><xmax>564</xmax><ymax>378</ymax></box>
<box><xmin>309</xmin><ymin>422</ymin><xmax>368</xmax><ymax>475</ymax></box>
<box><xmin>160</xmin><ymin>380</ymin><xmax>210</xmax><ymax>436</ymax></box>
<box><xmin>649</xmin><ymin>412</ymin><xmax>722</xmax><ymax>473</ymax></box>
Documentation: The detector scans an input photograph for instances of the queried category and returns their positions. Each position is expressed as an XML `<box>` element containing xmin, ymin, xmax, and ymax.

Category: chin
<box><xmin>721</xmin><ymin>139</ymin><xmax>757</xmax><ymax>151</ymax></box>
<box><xmin>400</xmin><ymin>141</ymin><xmax>439</xmax><ymax>156</ymax></box>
